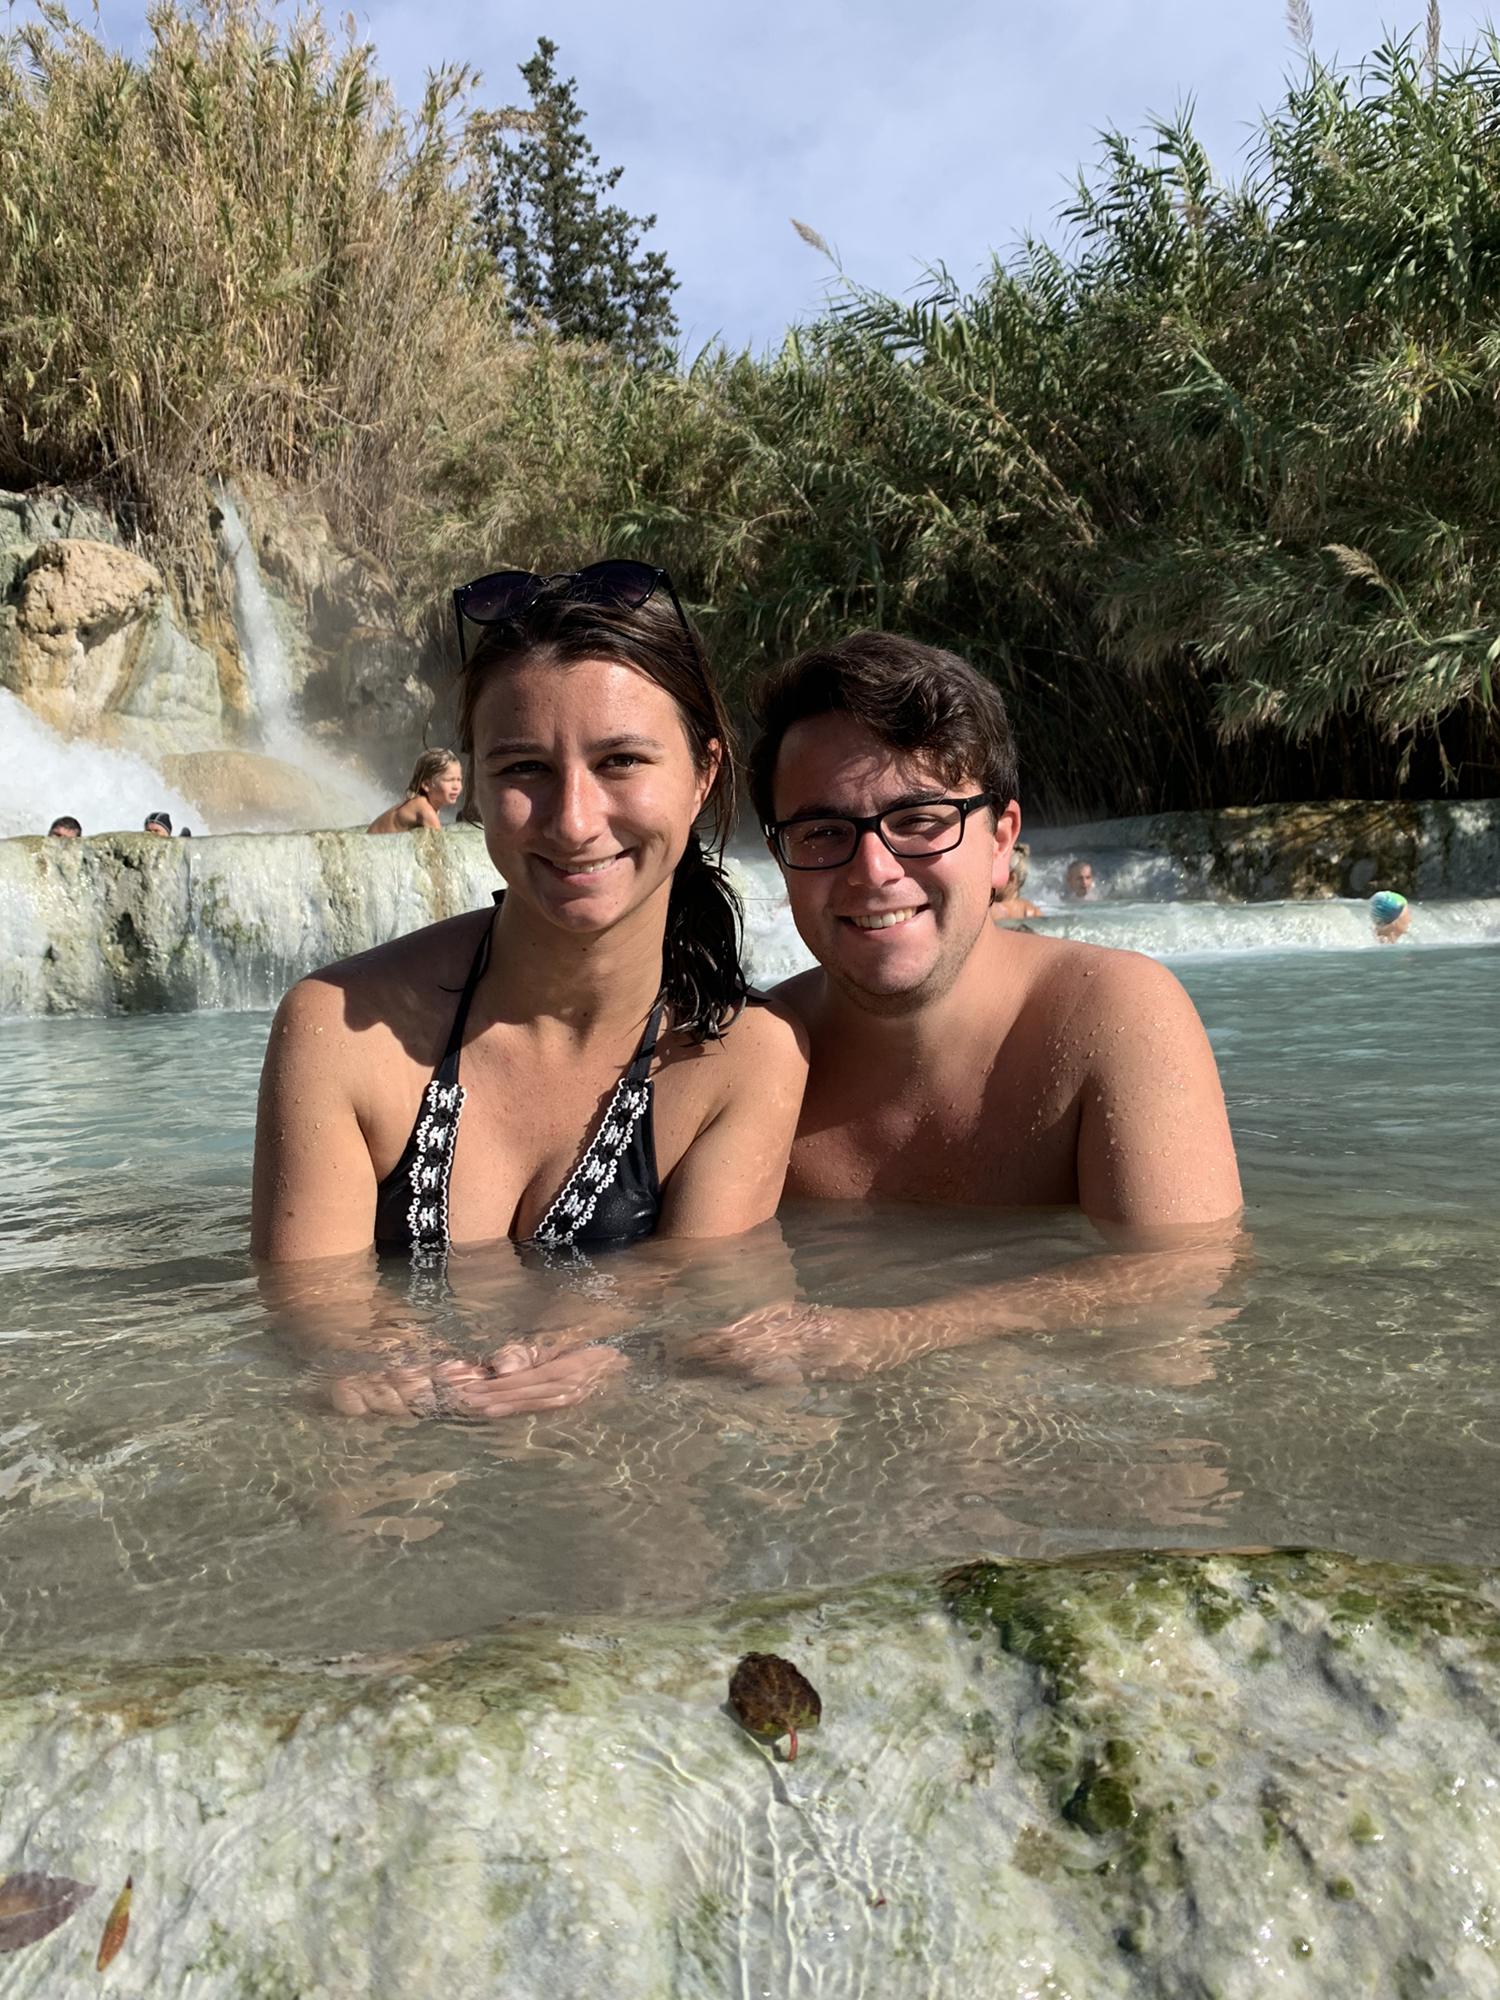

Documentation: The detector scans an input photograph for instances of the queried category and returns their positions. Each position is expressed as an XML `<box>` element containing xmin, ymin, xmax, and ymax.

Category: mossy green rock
<box><xmin>0</xmin><ymin>1549</ymin><xmax>1497</xmax><ymax>1996</ymax></box>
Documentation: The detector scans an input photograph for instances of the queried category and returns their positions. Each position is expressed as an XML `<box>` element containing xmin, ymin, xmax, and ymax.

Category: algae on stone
<box><xmin>0</xmin><ymin>1550</ymin><xmax>1497</xmax><ymax>1997</ymax></box>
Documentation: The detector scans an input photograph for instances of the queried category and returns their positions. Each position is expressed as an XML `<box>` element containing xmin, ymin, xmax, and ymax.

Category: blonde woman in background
<box><xmin>994</xmin><ymin>839</ymin><xmax>1042</xmax><ymax>920</ymax></box>
<box><xmin>367</xmin><ymin>748</ymin><xmax>464</xmax><ymax>833</ymax></box>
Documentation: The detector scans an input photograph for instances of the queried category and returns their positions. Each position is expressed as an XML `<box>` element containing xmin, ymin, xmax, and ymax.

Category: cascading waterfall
<box><xmin>215</xmin><ymin>491</ymin><xmax>386</xmax><ymax>823</ymax></box>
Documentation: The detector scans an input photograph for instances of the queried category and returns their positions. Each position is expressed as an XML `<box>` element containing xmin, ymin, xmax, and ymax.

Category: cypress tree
<box><xmin>476</xmin><ymin>37</ymin><xmax>679</xmax><ymax>365</ymax></box>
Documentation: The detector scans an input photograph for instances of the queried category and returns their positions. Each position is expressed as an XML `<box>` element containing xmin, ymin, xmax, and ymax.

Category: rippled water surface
<box><xmin>2</xmin><ymin>944</ymin><xmax>1497</xmax><ymax>1660</ymax></box>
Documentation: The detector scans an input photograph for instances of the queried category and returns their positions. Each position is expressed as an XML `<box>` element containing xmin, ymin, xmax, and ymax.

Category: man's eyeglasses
<box><xmin>451</xmin><ymin>560</ymin><xmax>692</xmax><ymax>665</ymax></box>
<box><xmin>767</xmin><ymin>794</ymin><xmax>994</xmax><ymax>871</ymax></box>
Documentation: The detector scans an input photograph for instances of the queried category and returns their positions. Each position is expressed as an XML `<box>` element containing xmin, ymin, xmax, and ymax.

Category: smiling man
<box><xmin>747</xmin><ymin>631</ymin><xmax>1241</xmax><ymax>1228</ymax></box>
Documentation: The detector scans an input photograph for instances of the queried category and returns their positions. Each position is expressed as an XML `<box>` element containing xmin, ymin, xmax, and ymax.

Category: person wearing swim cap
<box><xmin>1371</xmin><ymin>890</ymin><xmax>1410</xmax><ymax>942</ymax></box>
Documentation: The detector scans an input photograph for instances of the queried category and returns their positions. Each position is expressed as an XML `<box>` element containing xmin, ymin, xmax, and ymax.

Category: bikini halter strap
<box><xmin>437</xmin><ymin>899</ymin><xmax>499</xmax><ymax>1072</ymax></box>
<box><xmin>628</xmin><ymin>1000</ymin><xmax>668</xmax><ymax>1082</ymax></box>
<box><xmin>440</xmin><ymin>892</ymin><xmax>666</xmax><ymax>1081</ymax></box>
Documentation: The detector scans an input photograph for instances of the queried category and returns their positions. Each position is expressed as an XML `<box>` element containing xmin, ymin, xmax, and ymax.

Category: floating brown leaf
<box><xmin>96</xmin><ymin>1875</ymin><xmax>132</xmax><ymax>1972</ymax></box>
<box><xmin>728</xmin><ymin>1652</ymin><xmax>822</xmax><ymax>1761</ymax></box>
<box><xmin>0</xmin><ymin>1872</ymin><xmax>96</xmax><ymax>1954</ymax></box>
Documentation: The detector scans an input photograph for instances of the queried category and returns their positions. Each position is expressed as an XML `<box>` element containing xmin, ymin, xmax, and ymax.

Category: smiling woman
<box><xmin>250</xmin><ymin>569</ymin><xmax>808</xmax><ymax>1412</ymax></box>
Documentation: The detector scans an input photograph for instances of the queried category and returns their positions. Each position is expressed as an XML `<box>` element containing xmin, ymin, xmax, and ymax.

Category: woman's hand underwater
<box><xmin>327</xmin><ymin>1339</ymin><xmax>628</xmax><ymax>1422</ymax></box>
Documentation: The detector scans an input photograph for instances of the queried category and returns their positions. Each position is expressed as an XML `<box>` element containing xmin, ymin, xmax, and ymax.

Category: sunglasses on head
<box><xmin>451</xmin><ymin>560</ymin><xmax>692</xmax><ymax>665</ymax></box>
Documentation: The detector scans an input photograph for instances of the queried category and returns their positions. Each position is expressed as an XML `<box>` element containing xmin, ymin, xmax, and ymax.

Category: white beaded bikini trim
<box><xmin>532</xmin><ymin>1075</ymin><xmax>651</xmax><ymax>1249</ymax></box>
<box><xmin>406</xmin><ymin>1079</ymin><xmax>465</xmax><ymax>1254</ymax></box>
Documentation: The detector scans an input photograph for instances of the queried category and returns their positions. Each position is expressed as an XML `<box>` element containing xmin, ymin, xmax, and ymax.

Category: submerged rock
<box><xmin>0</xmin><ymin>1550</ymin><xmax>1495</xmax><ymax>1997</ymax></box>
<box><xmin>159</xmin><ymin>748</ymin><xmax>376</xmax><ymax>831</ymax></box>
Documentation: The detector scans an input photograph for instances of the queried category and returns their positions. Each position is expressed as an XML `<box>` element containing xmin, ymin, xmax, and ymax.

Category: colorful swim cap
<box><xmin>1370</xmin><ymin>891</ymin><xmax>1408</xmax><ymax>925</ymax></box>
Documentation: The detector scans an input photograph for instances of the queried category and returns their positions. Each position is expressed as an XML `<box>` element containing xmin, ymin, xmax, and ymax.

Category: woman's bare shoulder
<box><xmin>658</xmin><ymin>990</ymin><xmax>809</xmax><ymax>1087</ymax></box>
<box><xmin>273</xmin><ymin>908</ymin><xmax>491</xmax><ymax>1046</ymax></box>
<box><xmin>713</xmin><ymin>991</ymin><xmax>811</xmax><ymax>1075</ymax></box>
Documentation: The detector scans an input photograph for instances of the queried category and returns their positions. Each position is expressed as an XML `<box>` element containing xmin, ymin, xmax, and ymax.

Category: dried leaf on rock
<box><xmin>728</xmin><ymin>1652</ymin><xmax>822</xmax><ymax>1760</ymax></box>
<box><xmin>96</xmin><ymin>1876</ymin><xmax>132</xmax><ymax>1972</ymax></box>
<box><xmin>0</xmin><ymin>1872</ymin><xmax>96</xmax><ymax>1954</ymax></box>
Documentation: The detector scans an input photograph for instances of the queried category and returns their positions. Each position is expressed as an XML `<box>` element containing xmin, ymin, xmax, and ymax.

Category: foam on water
<box><xmin>731</xmin><ymin>845</ymin><xmax>1500</xmax><ymax>975</ymax></box>
<box><xmin>1024</xmin><ymin>846</ymin><xmax>1211</xmax><ymax>902</ymax></box>
<box><xmin>0</xmin><ymin>688</ymin><xmax>200</xmax><ymax>840</ymax></box>
<box><xmin>1</xmin><ymin>832</ymin><xmax>1496</xmax><ymax>1017</ymax></box>
<box><xmin>1023</xmin><ymin>894</ymin><xmax>1500</xmax><ymax>956</ymax></box>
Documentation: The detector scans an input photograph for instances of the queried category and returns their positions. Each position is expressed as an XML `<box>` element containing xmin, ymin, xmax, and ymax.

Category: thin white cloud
<box><xmin>45</xmin><ymin>0</ymin><xmax>1500</xmax><ymax>347</ymax></box>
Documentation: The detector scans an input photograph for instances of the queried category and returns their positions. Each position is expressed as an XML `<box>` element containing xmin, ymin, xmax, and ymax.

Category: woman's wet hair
<box><xmin>747</xmin><ymin>630</ymin><xmax>1020</xmax><ymax>828</ymax></box>
<box><xmin>1009</xmin><ymin>840</ymin><xmax>1030</xmax><ymax>892</ymax></box>
<box><xmin>406</xmin><ymin>746</ymin><xmax>460</xmax><ymax>798</ymax></box>
<box><xmin>457</xmin><ymin>587</ymin><xmax>745</xmax><ymax>1041</ymax></box>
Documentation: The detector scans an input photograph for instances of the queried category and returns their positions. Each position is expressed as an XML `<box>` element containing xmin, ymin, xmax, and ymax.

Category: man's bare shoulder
<box><xmin>672</xmin><ymin>988</ymin><xmax>810</xmax><ymax>1083</ymax></box>
<box><xmin>1020</xmin><ymin>930</ymin><xmax>1185</xmax><ymax>1009</ymax></box>
<box><xmin>1017</xmin><ymin>933</ymin><xmax>1214</xmax><ymax>1090</ymax></box>
<box><xmin>1003</xmin><ymin>932</ymin><xmax>1237</xmax><ymax>1224</ymax></box>
<box><xmin>696</xmin><ymin>990</ymin><xmax>811</xmax><ymax>1091</ymax></box>
<box><xmin>996</xmin><ymin>930</ymin><xmax>1201</xmax><ymax>1074</ymax></box>
<box><xmin>736</xmin><ymin>988</ymin><xmax>813</xmax><ymax>1054</ymax></box>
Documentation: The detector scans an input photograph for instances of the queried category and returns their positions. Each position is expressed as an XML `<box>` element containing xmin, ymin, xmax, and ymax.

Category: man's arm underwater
<box><xmin>683</xmin><ymin>951</ymin><xmax>1245</xmax><ymax>1383</ymax></box>
<box><xmin>680</xmin><ymin>1221</ymin><xmax>1247</xmax><ymax>1381</ymax></box>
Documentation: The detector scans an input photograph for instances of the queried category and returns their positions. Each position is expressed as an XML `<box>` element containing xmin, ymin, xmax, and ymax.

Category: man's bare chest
<box><xmin>787</xmin><ymin>1059</ymin><xmax>1083</xmax><ymax>1207</ymax></box>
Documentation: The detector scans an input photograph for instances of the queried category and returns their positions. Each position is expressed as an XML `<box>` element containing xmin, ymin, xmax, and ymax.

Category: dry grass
<box><xmin>0</xmin><ymin>0</ymin><xmax>512</xmax><ymax>569</ymax></box>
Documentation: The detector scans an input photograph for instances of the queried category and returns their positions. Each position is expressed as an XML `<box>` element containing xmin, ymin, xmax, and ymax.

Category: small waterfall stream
<box><xmin>215</xmin><ymin>491</ymin><xmax>385</xmax><ymax>823</ymax></box>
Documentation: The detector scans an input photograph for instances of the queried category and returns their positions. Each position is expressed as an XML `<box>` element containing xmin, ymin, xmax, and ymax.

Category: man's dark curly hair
<box><xmin>747</xmin><ymin>630</ymin><xmax>1020</xmax><ymax>829</ymax></box>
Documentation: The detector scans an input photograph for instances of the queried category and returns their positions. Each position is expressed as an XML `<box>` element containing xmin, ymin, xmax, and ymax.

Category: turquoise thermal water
<box><xmin>0</xmin><ymin>944</ymin><xmax>1496</xmax><ymax>1662</ymax></box>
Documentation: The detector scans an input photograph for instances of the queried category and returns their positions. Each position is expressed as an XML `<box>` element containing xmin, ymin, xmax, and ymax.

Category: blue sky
<box><xmin>60</xmin><ymin>0</ymin><xmax>1500</xmax><ymax>350</ymax></box>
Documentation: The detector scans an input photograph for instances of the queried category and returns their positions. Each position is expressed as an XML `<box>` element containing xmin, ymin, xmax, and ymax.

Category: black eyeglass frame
<box><xmin>451</xmin><ymin>561</ymin><xmax>694</xmax><ymax>666</ymax></box>
<box><xmin>766</xmin><ymin>793</ymin><xmax>996</xmax><ymax>871</ymax></box>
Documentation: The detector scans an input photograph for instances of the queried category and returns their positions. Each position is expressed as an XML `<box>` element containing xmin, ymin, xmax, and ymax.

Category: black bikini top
<box><xmin>373</xmin><ymin>898</ymin><xmax>665</xmax><ymax>1261</ymax></box>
